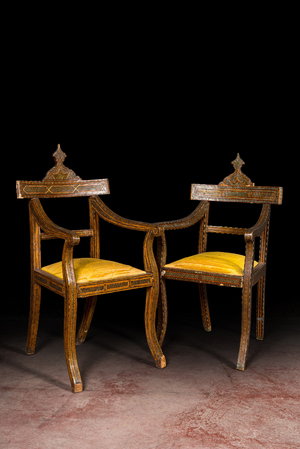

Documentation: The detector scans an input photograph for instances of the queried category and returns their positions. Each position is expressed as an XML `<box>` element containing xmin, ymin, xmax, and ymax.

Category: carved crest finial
<box><xmin>43</xmin><ymin>145</ymin><xmax>82</xmax><ymax>181</ymax></box>
<box><xmin>219</xmin><ymin>154</ymin><xmax>254</xmax><ymax>187</ymax></box>
<box><xmin>232</xmin><ymin>153</ymin><xmax>245</xmax><ymax>171</ymax></box>
<box><xmin>53</xmin><ymin>144</ymin><xmax>67</xmax><ymax>165</ymax></box>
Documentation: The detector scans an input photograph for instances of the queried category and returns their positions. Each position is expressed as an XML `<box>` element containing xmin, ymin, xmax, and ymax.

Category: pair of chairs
<box><xmin>16</xmin><ymin>147</ymin><xmax>283</xmax><ymax>392</ymax></box>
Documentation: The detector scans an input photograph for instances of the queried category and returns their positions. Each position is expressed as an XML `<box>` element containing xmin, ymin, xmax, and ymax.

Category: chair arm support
<box><xmin>90</xmin><ymin>196</ymin><xmax>163</xmax><ymax>236</ymax></box>
<box><xmin>29</xmin><ymin>199</ymin><xmax>80</xmax><ymax>246</ymax></box>
<box><xmin>143</xmin><ymin>228</ymin><xmax>161</xmax><ymax>274</ymax></box>
<box><xmin>244</xmin><ymin>204</ymin><xmax>271</xmax><ymax>242</ymax></box>
<box><xmin>154</xmin><ymin>201</ymin><xmax>209</xmax><ymax>231</ymax></box>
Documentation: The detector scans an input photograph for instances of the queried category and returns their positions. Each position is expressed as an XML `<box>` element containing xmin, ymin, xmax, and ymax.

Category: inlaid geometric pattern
<box><xmin>34</xmin><ymin>269</ymin><xmax>153</xmax><ymax>298</ymax></box>
<box><xmin>16</xmin><ymin>145</ymin><xmax>110</xmax><ymax>198</ymax></box>
<box><xmin>43</xmin><ymin>145</ymin><xmax>81</xmax><ymax>181</ymax></box>
<box><xmin>219</xmin><ymin>153</ymin><xmax>254</xmax><ymax>187</ymax></box>
<box><xmin>163</xmin><ymin>268</ymin><xmax>243</xmax><ymax>287</ymax></box>
<box><xmin>191</xmin><ymin>154</ymin><xmax>283</xmax><ymax>205</ymax></box>
<box><xmin>16</xmin><ymin>179</ymin><xmax>110</xmax><ymax>198</ymax></box>
<box><xmin>191</xmin><ymin>184</ymin><xmax>283</xmax><ymax>204</ymax></box>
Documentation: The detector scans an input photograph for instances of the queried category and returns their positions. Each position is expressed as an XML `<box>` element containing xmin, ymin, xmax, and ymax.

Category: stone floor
<box><xmin>1</xmin><ymin>303</ymin><xmax>300</xmax><ymax>449</ymax></box>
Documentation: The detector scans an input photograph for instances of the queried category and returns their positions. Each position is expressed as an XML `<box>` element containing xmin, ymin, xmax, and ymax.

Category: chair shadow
<box><xmin>1</xmin><ymin>341</ymin><xmax>71</xmax><ymax>392</ymax></box>
<box><xmin>81</xmin><ymin>322</ymin><xmax>158</xmax><ymax>369</ymax></box>
<box><xmin>163</xmin><ymin>317</ymin><xmax>263</xmax><ymax>371</ymax></box>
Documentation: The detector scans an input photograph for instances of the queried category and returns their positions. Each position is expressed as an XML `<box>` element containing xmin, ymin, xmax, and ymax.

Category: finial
<box><xmin>232</xmin><ymin>153</ymin><xmax>245</xmax><ymax>171</ymax></box>
<box><xmin>219</xmin><ymin>154</ymin><xmax>254</xmax><ymax>187</ymax></box>
<box><xmin>53</xmin><ymin>144</ymin><xmax>67</xmax><ymax>165</ymax></box>
<box><xmin>43</xmin><ymin>145</ymin><xmax>82</xmax><ymax>181</ymax></box>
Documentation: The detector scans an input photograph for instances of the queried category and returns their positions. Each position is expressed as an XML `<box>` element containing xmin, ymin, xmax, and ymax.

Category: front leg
<box><xmin>62</xmin><ymin>241</ymin><xmax>83</xmax><ymax>392</ymax></box>
<box><xmin>64</xmin><ymin>289</ymin><xmax>83</xmax><ymax>392</ymax></box>
<box><xmin>145</xmin><ymin>286</ymin><xmax>167</xmax><ymax>368</ymax></box>
<box><xmin>144</xmin><ymin>229</ymin><xmax>166</xmax><ymax>368</ymax></box>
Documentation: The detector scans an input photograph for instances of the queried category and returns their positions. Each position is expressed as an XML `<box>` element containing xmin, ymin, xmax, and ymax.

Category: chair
<box><xmin>155</xmin><ymin>154</ymin><xmax>283</xmax><ymax>370</ymax></box>
<box><xmin>16</xmin><ymin>145</ymin><xmax>166</xmax><ymax>393</ymax></box>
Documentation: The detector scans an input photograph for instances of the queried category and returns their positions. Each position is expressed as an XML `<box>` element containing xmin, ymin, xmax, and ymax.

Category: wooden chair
<box><xmin>16</xmin><ymin>145</ymin><xmax>166</xmax><ymax>393</ymax></box>
<box><xmin>156</xmin><ymin>154</ymin><xmax>283</xmax><ymax>371</ymax></box>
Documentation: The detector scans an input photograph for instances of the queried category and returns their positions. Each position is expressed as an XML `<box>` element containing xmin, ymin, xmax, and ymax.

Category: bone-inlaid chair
<box><xmin>16</xmin><ymin>145</ymin><xmax>166</xmax><ymax>392</ymax></box>
<box><xmin>155</xmin><ymin>154</ymin><xmax>283</xmax><ymax>371</ymax></box>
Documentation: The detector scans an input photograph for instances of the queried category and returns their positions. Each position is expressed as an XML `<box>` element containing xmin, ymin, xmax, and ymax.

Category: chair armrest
<box><xmin>29</xmin><ymin>199</ymin><xmax>80</xmax><ymax>246</ymax></box>
<box><xmin>90</xmin><ymin>196</ymin><xmax>163</xmax><ymax>236</ymax></box>
<box><xmin>244</xmin><ymin>204</ymin><xmax>271</xmax><ymax>242</ymax></box>
<box><xmin>154</xmin><ymin>201</ymin><xmax>209</xmax><ymax>230</ymax></box>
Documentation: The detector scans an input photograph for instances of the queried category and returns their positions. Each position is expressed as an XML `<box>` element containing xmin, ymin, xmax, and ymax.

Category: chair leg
<box><xmin>64</xmin><ymin>288</ymin><xmax>83</xmax><ymax>393</ymax></box>
<box><xmin>76</xmin><ymin>296</ymin><xmax>98</xmax><ymax>345</ymax></box>
<box><xmin>236</xmin><ymin>285</ymin><xmax>253</xmax><ymax>371</ymax></box>
<box><xmin>145</xmin><ymin>286</ymin><xmax>166</xmax><ymax>369</ymax></box>
<box><xmin>199</xmin><ymin>284</ymin><xmax>211</xmax><ymax>332</ymax></box>
<box><xmin>156</xmin><ymin>278</ymin><xmax>168</xmax><ymax>346</ymax></box>
<box><xmin>256</xmin><ymin>276</ymin><xmax>266</xmax><ymax>340</ymax></box>
<box><xmin>26</xmin><ymin>281</ymin><xmax>41</xmax><ymax>355</ymax></box>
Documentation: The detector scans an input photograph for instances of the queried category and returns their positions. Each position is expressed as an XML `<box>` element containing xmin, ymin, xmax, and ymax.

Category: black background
<box><xmin>5</xmin><ymin>17</ymin><xmax>298</xmax><ymax>326</ymax></box>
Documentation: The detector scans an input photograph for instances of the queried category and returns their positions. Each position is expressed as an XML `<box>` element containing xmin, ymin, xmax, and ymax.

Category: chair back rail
<box><xmin>191</xmin><ymin>184</ymin><xmax>282</xmax><ymax>205</ymax></box>
<box><xmin>16</xmin><ymin>145</ymin><xmax>110</xmax><ymax>199</ymax></box>
<box><xmin>16</xmin><ymin>179</ymin><xmax>110</xmax><ymax>199</ymax></box>
<box><xmin>191</xmin><ymin>153</ymin><xmax>283</xmax><ymax>205</ymax></box>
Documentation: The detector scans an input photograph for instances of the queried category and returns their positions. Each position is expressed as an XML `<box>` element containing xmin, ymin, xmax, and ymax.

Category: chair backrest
<box><xmin>16</xmin><ymin>145</ymin><xmax>109</xmax><ymax>199</ymax></box>
<box><xmin>191</xmin><ymin>154</ymin><xmax>283</xmax><ymax>205</ymax></box>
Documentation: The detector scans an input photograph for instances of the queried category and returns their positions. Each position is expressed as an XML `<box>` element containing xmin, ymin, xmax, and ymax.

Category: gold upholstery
<box><xmin>165</xmin><ymin>252</ymin><xmax>258</xmax><ymax>276</ymax></box>
<box><xmin>42</xmin><ymin>258</ymin><xmax>146</xmax><ymax>283</ymax></box>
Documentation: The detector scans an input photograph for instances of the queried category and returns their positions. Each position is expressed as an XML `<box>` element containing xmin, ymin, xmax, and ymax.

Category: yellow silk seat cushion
<box><xmin>165</xmin><ymin>252</ymin><xmax>258</xmax><ymax>276</ymax></box>
<box><xmin>41</xmin><ymin>258</ymin><xmax>147</xmax><ymax>284</ymax></box>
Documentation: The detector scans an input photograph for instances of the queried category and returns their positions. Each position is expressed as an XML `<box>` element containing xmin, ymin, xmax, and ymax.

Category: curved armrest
<box><xmin>29</xmin><ymin>199</ymin><xmax>80</xmax><ymax>246</ymax></box>
<box><xmin>245</xmin><ymin>204</ymin><xmax>271</xmax><ymax>242</ymax></box>
<box><xmin>154</xmin><ymin>201</ymin><xmax>209</xmax><ymax>231</ymax></box>
<box><xmin>90</xmin><ymin>196</ymin><xmax>163</xmax><ymax>236</ymax></box>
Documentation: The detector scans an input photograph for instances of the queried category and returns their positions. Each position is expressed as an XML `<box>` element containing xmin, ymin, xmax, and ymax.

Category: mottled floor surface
<box><xmin>1</xmin><ymin>309</ymin><xmax>300</xmax><ymax>449</ymax></box>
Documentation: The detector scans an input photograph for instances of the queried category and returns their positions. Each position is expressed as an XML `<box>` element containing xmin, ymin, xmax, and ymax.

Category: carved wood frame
<box><xmin>156</xmin><ymin>154</ymin><xmax>282</xmax><ymax>371</ymax></box>
<box><xmin>17</xmin><ymin>146</ymin><xmax>166</xmax><ymax>393</ymax></box>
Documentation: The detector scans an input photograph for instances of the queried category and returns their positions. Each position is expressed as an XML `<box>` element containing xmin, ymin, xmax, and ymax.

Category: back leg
<box><xmin>26</xmin><ymin>281</ymin><xmax>41</xmax><ymax>355</ymax></box>
<box><xmin>236</xmin><ymin>284</ymin><xmax>253</xmax><ymax>371</ymax></box>
<box><xmin>256</xmin><ymin>276</ymin><xmax>266</xmax><ymax>340</ymax></box>
<box><xmin>156</xmin><ymin>277</ymin><xmax>168</xmax><ymax>346</ymax></box>
<box><xmin>77</xmin><ymin>296</ymin><xmax>98</xmax><ymax>345</ymax></box>
<box><xmin>199</xmin><ymin>284</ymin><xmax>211</xmax><ymax>332</ymax></box>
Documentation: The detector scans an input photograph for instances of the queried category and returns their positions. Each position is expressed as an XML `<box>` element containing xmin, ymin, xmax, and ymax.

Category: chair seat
<box><xmin>164</xmin><ymin>252</ymin><xmax>258</xmax><ymax>276</ymax></box>
<box><xmin>42</xmin><ymin>258</ymin><xmax>147</xmax><ymax>284</ymax></box>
